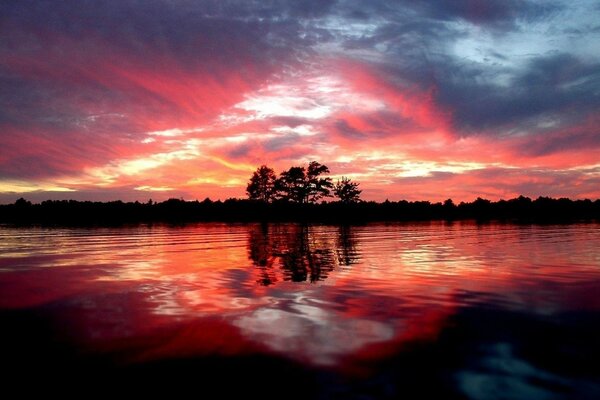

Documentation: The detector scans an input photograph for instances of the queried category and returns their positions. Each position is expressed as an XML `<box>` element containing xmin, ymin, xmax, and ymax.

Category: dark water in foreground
<box><xmin>1</xmin><ymin>222</ymin><xmax>599</xmax><ymax>399</ymax></box>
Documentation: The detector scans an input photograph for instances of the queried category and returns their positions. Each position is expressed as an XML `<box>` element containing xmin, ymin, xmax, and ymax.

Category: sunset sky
<box><xmin>1</xmin><ymin>0</ymin><xmax>599</xmax><ymax>203</ymax></box>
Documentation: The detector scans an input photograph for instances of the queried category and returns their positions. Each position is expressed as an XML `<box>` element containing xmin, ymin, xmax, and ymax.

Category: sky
<box><xmin>1</xmin><ymin>0</ymin><xmax>600</xmax><ymax>203</ymax></box>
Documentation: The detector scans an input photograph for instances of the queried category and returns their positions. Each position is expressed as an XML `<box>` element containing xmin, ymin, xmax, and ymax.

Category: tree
<box><xmin>306</xmin><ymin>161</ymin><xmax>333</xmax><ymax>203</ymax></box>
<box><xmin>246</xmin><ymin>165</ymin><xmax>277</xmax><ymax>202</ymax></box>
<box><xmin>277</xmin><ymin>166</ymin><xmax>307</xmax><ymax>203</ymax></box>
<box><xmin>276</xmin><ymin>161</ymin><xmax>333</xmax><ymax>203</ymax></box>
<box><xmin>333</xmin><ymin>177</ymin><xmax>362</xmax><ymax>203</ymax></box>
<box><xmin>443</xmin><ymin>198</ymin><xmax>455</xmax><ymax>209</ymax></box>
<box><xmin>15</xmin><ymin>197</ymin><xmax>32</xmax><ymax>208</ymax></box>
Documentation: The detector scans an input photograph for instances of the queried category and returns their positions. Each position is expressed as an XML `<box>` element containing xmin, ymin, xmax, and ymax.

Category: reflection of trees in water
<box><xmin>247</xmin><ymin>223</ymin><xmax>278</xmax><ymax>286</ymax></box>
<box><xmin>248</xmin><ymin>224</ymin><xmax>359</xmax><ymax>285</ymax></box>
<box><xmin>276</xmin><ymin>225</ymin><xmax>335</xmax><ymax>283</ymax></box>
<box><xmin>336</xmin><ymin>225</ymin><xmax>357</xmax><ymax>268</ymax></box>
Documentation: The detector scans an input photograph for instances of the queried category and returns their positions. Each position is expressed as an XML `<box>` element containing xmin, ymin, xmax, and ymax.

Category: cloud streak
<box><xmin>1</xmin><ymin>0</ymin><xmax>599</xmax><ymax>202</ymax></box>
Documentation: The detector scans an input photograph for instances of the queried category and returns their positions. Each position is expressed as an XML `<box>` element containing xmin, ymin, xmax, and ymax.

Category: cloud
<box><xmin>1</xmin><ymin>0</ymin><xmax>599</xmax><ymax>202</ymax></box>
<box><xmin>434</xmin><ymin>53</ymin><xmax>600</xmax><ymax>135</ymax></box>
<box><xmin>402</xmin><ymin>0</ymin><xmax>561</xmax><ymax>26</ymax></box>
<box><xmin>0</xmin><ymin>0</ymin><xmax>311</xmax><ymax>182</ymax></box>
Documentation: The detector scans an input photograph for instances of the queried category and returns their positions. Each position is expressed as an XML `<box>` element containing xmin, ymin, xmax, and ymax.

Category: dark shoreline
<box><xmin>1</xmin><ymin>196</ymin><xmax>599</xmax><ymax>225</ymax></box>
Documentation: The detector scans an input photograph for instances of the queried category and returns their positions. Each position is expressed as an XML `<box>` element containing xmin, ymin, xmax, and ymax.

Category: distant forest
<box><xmin>1</xmin><ymin>195</ymin><xmax>599</xmax><ymax>224</ymax></box>
<box><xmin>2</xmin><ymin>161</ymin><xmax>599</xmax><ymax>224</ymax></box>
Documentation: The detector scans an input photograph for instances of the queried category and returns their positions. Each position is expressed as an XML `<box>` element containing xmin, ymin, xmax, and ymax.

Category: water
<box><xmin>1</xmin><ymin>222</ymin><xmax>599</xmax><ymax>398</ymax></box>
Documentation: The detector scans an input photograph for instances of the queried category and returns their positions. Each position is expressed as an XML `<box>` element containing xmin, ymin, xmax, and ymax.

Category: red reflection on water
<box><xmin>0</xmin><ymin>222</ymin><xmax>599</xmax><ymax>370</ymax></box>
<box><xmin>0</xmin><ymin>263</ymin><xmax>123</xmax><ymax>309</ymax></box>
<box><xmin>106</xmin><ymin>316</ymin><xmax>267</xmax><ymax>365</ymax></box>
<box><xmin>338</xmin><ymin>308</ymin><xmax>454</xmax><ymax>376</ymax></box>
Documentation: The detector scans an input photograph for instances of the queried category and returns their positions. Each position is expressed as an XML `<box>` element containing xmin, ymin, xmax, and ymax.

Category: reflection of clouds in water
<box><xmin>456</xmin><ymin>343</ymin><xmax>576</xmax><ymax>400</ymax></box>
<box><xmin>400</xmin><ymin>244</ymin><xmax>483</xmax><ymax>274</ymax></box>
<box><xmin>96</xmin><ymin>260</ymin><xmax>164</xmax><ymax>281</ymax></box>
<box><xmin>137</xmin><ymin>270</ymin><xmax>274</xmax><ymax>316</ymax></box>
<box><xmin>3</xmin><ymin>222</ymin><xmax>600</xmax><ymax>369</ymax></box>
<box><xmin>177</xmin><ymin>287</ymin><xmax>272</xmax><ymax>314</ymax></box>
<box><xmin>232</xmin><ymin>292</ymin><xmax>395</xmax><ymax>365</ymax></box>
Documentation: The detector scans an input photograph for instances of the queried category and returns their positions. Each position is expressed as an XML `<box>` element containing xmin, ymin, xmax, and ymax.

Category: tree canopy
<box><xmin>277</xmin><ymin>166</ymin><xmax>308</xmax><ymax>203</ymax></box>
<box><xmin>306</xmin><ymin>161</ymin><xmax>333</xmax><ymax>203</ymax></box>
<box><xmin>246</xmin><ymin>161</ymin><xmax>354</xmax><ymax>203</ymax></box>
<box><xmin>246</xmin><ymin>165</ymin><xmax>277</xmax><ymax>202</ymax></box>
<box><xmin>334</xmin><ymin>177</ymin><xmax>362</xmax><ymax>203</ymax></box>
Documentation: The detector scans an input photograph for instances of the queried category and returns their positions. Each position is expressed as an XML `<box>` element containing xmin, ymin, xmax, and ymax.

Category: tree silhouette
<box><xmin>306</xmin><ymin>161</ymin><xmax>333</xmax><ymax>203</ymax></box>
<box><xmin>276</xmin><ymin>161</ymin><xmax>332</xmax><ymax>203</ymax></box>
<box><xmin>277</xmin><ymin>166</ymin><xmax>308</xmax><ymax>203</ymax></box>
<box><xmin>333</xmin><ymin>177</ymin><xmax>362</xmax><ymax>203</ymax></box>
<box><xmin>246</xmin><ymin>165</ymin><xmax>277</xmax><ymax>202</ymax></box>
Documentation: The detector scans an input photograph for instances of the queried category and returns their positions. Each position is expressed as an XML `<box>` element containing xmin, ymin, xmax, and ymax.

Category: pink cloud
<box><xmin>2</xmin><ymin>31</ymin><xmax>599</xmax><ymax>202</ymax></box>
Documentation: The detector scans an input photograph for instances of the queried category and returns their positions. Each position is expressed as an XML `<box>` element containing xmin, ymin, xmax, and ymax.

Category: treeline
<box><xmin>1</xmin><ymin>196</ymin><xmax>599</xmax><ymax>225</ymax></box>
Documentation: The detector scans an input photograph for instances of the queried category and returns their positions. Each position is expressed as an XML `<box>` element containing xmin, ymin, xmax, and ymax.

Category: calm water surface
<box><xmin>1</xmin><ymin>222</ymin><xmax>599</xmax><ymax>398</ymax></box>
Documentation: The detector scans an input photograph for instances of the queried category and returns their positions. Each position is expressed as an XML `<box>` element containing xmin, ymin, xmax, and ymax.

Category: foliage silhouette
<box><xmin>275</xmin><ymin>161</ymin><xmax>333</xmax><ymax>203</ymax></box>
<box><xmin>333</xmin><ymin>177</ymin><xmax>361</xmax><ymax>203</ymax></box>
<box><xmin>276</xmin><ymin>166</ymin><xmax>308</xmax><ymax>203</ymax></box>
<box><xmin>305</xmin><ymin>161</ymin><xmax>333</xmax><ymax>203</ymax></box>
<box><xmin>246</xmin><ymin>165</ymin><xmax>277</xmax><ymax>203</ymax></box>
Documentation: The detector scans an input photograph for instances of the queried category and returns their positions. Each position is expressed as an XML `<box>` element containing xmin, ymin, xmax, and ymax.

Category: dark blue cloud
<box><xmin>402</xmin><ymin>0</ymin><xmax>561</xmax><ymax>26</ymax></box>
<box><xmin>0</xmin><ymin>0</ymin><xmax>309</xmax><ymax>72</ymax></box>
<box><xmin>302</xmin><ymin>1</ymin><xmax>597</xmax><ymax>146</ymax></box>
<box><xmin>434</xmin><ymin>53</ymin><xmax>600</xmax><ymax>134</ymax></box>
